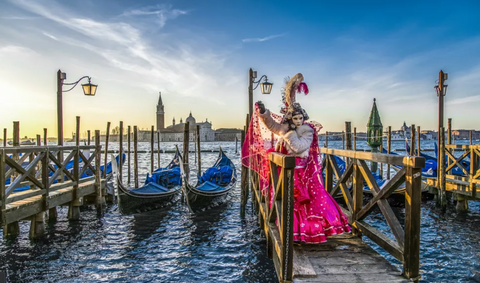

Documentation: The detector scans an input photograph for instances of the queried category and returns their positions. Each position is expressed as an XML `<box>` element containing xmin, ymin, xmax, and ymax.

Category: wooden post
<box><xmin>76</xmin><ymin>116</ymin><xmax>80</xmax><ymax>145</ymax></box>
<box><xmin>104</xmin><ymin>122</ymin><xmax>111</xmax><ymax>178</ymax></box>
<box><xmin>438</xmin><ymin>127</ymin><xmax>447</xmax><ymax>209</ymax></box>
<box><xmin>417</xmin><ymin>126</ymin><xmax>421</xmax><ymax>156</ymax></box>
<box><xmin>387</xmin><ymin>126</ymin><xmax>392</xmax><ymax>179</ymax></box>
<box><xmin>157</xmin><ymin>131</ymin><xmax>161</xmax><ymax>168</ymax></box>
<box><xmin>345</xmin><ymin>122</ymin><xmax>352</xmax><ymax>150</ymax></box>
<box><xmin>47</xmin><ymin>125</ymin><xmax>56</xmax><ymax>221</ymax></box>
<box><xmin>280</xmin><ymin>165</ymin><xmax>294</xmax><ymax>282</ymax></box>
<box><xmin>127</xmin><ymin>126</ymin><xmax>131</xmax><ymax>184</ymax></box>
<box><xmin>119</xmin><ymin>121</ymin><xmax>123</xmax><ymax>180</ymax></box>
<box><xmin>447</xmin><ymin>118</ymin><xmax>452</xmax><ymax>145</ymax></box>
<box><xmin>87</xmin><ymin>130</ymin><xmax>91</xmax><ymax>145</ymax></box>
<box><xmin>342</xmin><ymin>131</ymin><xmax>345</xmax><ymax>149</ymax></box>
<box><xmin>36</xmin><ymin>135</ymin><xmax>41</xmax><ymax>146</ymax></box>
<box><xmin>235</xmin><ymin>136</ymin><xmax>238</xmax><ymax>154</ymax></box>
<box><xmin>95</xmin><ymin>130</ymin><xmax>105</xmax><ymax>211</ymax></box>
<box><xmin>150</xmin><ymin>125</ymin><xmax>154</xmax><ymax>172</ymax></box>
<box><xmin>379</xmin><ymin>142</ymin><xmax>384</xmax><ymax>178</ymax></box>
<box><xmin>470</xmin><ymin>130</ymin><xmax>473</xmax><ymax>145</ymax></box>
<box><xmin>44</xmin><ymin>128</ymin><xmax>47</xmax><ymax>145</ymax></box>
<box><xmin>325</xmin><ymin>131</ymin><xmax>328</xmax><ymax>148</ymax></box>
<box><xmin>403</xmin><ymin>159</ymin><xmax>422</xmax><ymax>281</ymax></box>
<box><xmin>68</xmin><ymin>116</ymin><xmax>81</xmax><ymax>220</ymax></box>
<box><xmin>13</xmin><ymin>122</ymin><xmax>19</xmax><ymax>147</ymax></box>
<box><xmin>352</xmin><ymin>159</ymin><xmax>363</xmax><ymax>238</ymax></box>
<box><xmin>353</xmin><ymin>128</ymin><xmax>357</xmax><ymax>151</ymax></box>
<box><xmin>241</xmin><ymin>114</ymin><xmax>250</xmax><ymax>217</ymax></box>
<box><xmin>134</xmin><ymin>126</ymin><xmax>139</xmax><ymax>188</ymax></box>
<box><xmin>183</xmin><ymin>122</ymin><xmax>190</xmax><ymax>181</ymax></box>
<box><xmin>410</xmin><ymin>125</ymin><xmax>416</xmax><ymax>156</ymax></box>
<box><xmin>3</xmin><ymin>128</ymin><xmax>6</xmax><ymax>147</ymax></box>
<box><xmin>241</xmin><ymin>127</ymin><xmax>248</xmax><ymax>217</ymax></box>
<box><xmin>194</xmin><ymin>128</ymin><xmax>197</xmax><ymax>163</ymax></box>
<box><xmin>196</xmin><ymin>125</ymin><xmax>201</xmax><ymax>177</ymax></box>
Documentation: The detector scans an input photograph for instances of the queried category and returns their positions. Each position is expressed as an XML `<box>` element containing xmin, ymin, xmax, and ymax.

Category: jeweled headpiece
<box><xmin>280</xmin><ymin>73</ymin><xmax>309</xmax><ymax>123</ymax></box>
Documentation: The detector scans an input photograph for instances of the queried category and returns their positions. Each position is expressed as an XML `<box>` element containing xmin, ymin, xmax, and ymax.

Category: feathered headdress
<box><xmin>280</xmin><ymin>73</ymin><xmax>309</xmax><ymax>123</ymax></box>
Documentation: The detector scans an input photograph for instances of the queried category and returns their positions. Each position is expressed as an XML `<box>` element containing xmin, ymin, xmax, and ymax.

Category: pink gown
<box><xmin>242</xmin><ymin>104</ymin><xmax>350</xmax><ymax>243</ymax></box>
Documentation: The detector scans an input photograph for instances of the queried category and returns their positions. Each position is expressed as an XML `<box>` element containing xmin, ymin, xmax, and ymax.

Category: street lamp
<box><xmin>248</xmin><ymin>68</ymin><xmax>273</xmax><ymax>117</ymax></box>
<box><xmin>57</xmin><ymin>69</ymin><xmax>97</xmax><ymax>146</ymax></box>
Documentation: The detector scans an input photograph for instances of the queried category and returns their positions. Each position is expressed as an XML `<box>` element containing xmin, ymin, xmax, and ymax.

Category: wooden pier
<box><xmin>1</xmin><ymin>142</ymin><xmax>106</xmax><ymax>239</ymax></box>
<box><xmin>243</xmin><ymin>148</ymin><xmax>424</xmax><ymax>282</ymax></box>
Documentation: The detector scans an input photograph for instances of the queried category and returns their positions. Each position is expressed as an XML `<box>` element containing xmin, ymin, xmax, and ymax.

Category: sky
<box><xmin>1</xmin><ymin>0</ymin><xmax>480</xmax><ymax>139</ymax></box>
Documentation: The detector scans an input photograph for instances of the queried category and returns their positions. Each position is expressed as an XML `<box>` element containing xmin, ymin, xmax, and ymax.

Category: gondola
<box><xmin>180</xmin><ymin>147</ymin><xmax>236</xmax><ymax>211</ymax></box>
<box><xmin>113</xmin><ymin>148</ymin><xmax>182</xmax><ymax>214</ymax></box>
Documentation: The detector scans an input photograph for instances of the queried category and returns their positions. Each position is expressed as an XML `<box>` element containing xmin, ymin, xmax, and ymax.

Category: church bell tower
<box><xmin>156</xmin><ymin>92</ymin><xmax>165</xmax><ymax>130</ymax></box>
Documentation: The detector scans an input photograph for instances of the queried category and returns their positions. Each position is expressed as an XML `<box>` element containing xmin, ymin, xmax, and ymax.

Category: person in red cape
<box><xmin>241</xmin><ymin>73</ymin><xmax>350</xmax><ymax>243</ymax></box>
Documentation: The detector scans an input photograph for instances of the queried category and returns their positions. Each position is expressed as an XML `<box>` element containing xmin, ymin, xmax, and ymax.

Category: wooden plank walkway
<box><xmin>3</xmin><ymin>179</ymin><xmax>105</xmax><ymax>224</ymax></box>
<box><xmin>293</xmin><ymin>234</ymin><xmax>406</xmax><ymax>283</ymax></box>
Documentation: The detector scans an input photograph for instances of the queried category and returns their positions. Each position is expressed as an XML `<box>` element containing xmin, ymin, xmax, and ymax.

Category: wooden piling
<box><xmin>156</xmin><ymin>131</ymin><xmax>161</xmax><ymax>168</ymax></box>
<box><xmin>240</xmin><ymin>114</ymin><xmax>250</xmax><ymax>217</ymax></box>
<box><xmin>87</xmin><ymin>130</ymin><xmax>91</xmax><ymax>145</ymax></box>
<box><xmin>353</xmin><ymin>127</ymin><xmax>357</xmax><ymax>151</ymax></box>
<box><xmin>470</xmin><ymin>130</ymin><xmax>473</xmax><ymax>145</ymax></box>
<box><xmin>127</xmin><ymin>126</ymin><xmax>131</xmax><ymax>184</ymax></box>
<box><xmin>44</xmin><ymin>128</ymin><xmax>47</xmax><ymax>145</ymax></box>
<box><xmin>417</xmin><ymin>126</ymin><xmax>421</xmax><ymax>156</ymax></box>
<box><xmin>3</xmin><ymin>128</ymin><xmax>6</xmax><ymax>147</ymax></box>
<box><xmin>438</xmin><ymin>127</ymin><xmax>447</xmax><ymax>209</ymax></box>
<box><xmin>68</xmin><ymin>116</ymin><xmax>81</xmax><ymax>220</ymax></box>
<box><xmin>447</xmin><ymin>118</ymin><xmax>452</xmax><ymax>144</ymax></box>
<box><xmin>36</xmin><ymin>135</ymin><xmax>41</xmax><ymax>146</ymax></box>
<box><xmin>30</xmin><ymin>133</ymin><xmax>45</xmax><ymax>238</ymax></box>
<box><xmin>345</xmin><ymin>122</ymin><xmax>352</xmax><ymax>150</ymax></box>
<box><xmin>134</xmin><ymin>126</ymin><xmax>139</xmax><ymax>188</ymax></box>
<box><xmin>119</xmin><ymin>121</ymin><xmax>123</xmax><ymax>180</ymax></box>
<box><xmin>104</xmin><ymin>122</ymin><xmax>111</xmax><ymax>179</ymax></box>
<box><xmin>6</xmin><ymin>122</ymin><xmax>20</xmax><ymax>237</ymax></box>
<box><xmin>47</xmin><ymin>124</ymin><xmax>57</xmax><ymax>221</ymax></box>
<box><xmin>95</xmin><ymin>130</ymin><xmax>105</xmax><ymax>211</ymax></box>
<box><xmin>410</xmin><ymin>125</ymin><xmax>416</xmax><ymax>156</ymax></box>
<box><xmin>196</xmin><ymin>125</ymin><xmax>201</xmax><ymax>177</ymax></box>
<box><xmin>235</xmin><ymin>136</ymin><xmax>238</xmax><ymax>154</ymax></box>
<box><xmin>387</xmin><ymin>126</ymin><xmax>392</xmax><ymax>180</ymax></box>
<box><xmin>342</xmin><ymin>131</ymin><xmax>345</xmax><ymax>150</ymax></box>
<box><xmin>150</xmin><ymin>126</ymin><xmax>154</xmax><ymax>173</ymax></box>
<box><xmin>325</xmin><ymin>131</ymin><xmax>328</xmax><ymax>148</ymax></box>
<box><xmin>183</xmin><ymin>122</ymin><xmax>190</xmax><ymax>181</ymax></box>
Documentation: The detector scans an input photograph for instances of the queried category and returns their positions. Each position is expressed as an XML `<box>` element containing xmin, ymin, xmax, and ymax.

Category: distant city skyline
<box><xmin>1</xmin><ymin>0</ymin><xmax>480</xmax><ymax>138</ymax></box>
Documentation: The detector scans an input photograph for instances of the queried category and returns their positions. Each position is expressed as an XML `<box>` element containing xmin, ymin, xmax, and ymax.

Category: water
<box><xmin>1</xmin><ymin>140</ymin><xmax>479</xmax><ymax>282</ymax></box>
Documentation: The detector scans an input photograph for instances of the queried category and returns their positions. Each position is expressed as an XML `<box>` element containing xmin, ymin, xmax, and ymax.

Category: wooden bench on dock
<box><xmin>244</xmin><ymin>148</ymin><xmax>424</xmax><ymax>283</ymax></box>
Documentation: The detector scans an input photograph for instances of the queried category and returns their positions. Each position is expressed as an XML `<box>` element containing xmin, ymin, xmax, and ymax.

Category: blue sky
<box><xmin>1</xmin><ymin>0</ymin><xmax>479</xmax><ymax>138</ymax></box>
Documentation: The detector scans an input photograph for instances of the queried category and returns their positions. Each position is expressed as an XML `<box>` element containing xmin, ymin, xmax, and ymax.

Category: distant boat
<box><xmin>7</xmin><ymin>140</ymin><xmax>36</xmax><ymax>146</ymax></box>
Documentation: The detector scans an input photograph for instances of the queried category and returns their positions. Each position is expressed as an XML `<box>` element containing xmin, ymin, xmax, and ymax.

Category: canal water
<box><xmin>1</xmin><ymin>140</ymin><xmax>479</xmax><ymax>282</ymax></box>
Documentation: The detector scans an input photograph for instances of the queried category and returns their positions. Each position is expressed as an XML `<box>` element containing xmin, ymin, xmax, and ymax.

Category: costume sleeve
<box><xmin>259</xmin><ymin>109</ymin><xmax>289</xmax><ymax>136</ymax></box>
<box><xmin>282</xmin><ymin>126</ymin><xmax>314</xmax><ymax>154</ymax></box>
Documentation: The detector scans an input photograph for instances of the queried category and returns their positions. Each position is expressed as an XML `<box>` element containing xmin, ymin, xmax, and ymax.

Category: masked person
<box><xmin>242</xmin><ymin>73</ymin><xmax>350</xmax><ymax>243</ymax></box>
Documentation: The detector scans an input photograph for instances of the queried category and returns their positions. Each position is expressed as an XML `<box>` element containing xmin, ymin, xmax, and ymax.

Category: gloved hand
<box><xmin>257</xmin><ymin>101</ymin><xmax>266</xmax><ymax>114</ymax></box>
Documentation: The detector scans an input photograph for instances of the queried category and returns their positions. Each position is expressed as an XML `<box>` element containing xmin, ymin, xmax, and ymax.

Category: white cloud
<box><xmin>242</xmin><ymin>33</ymin><xmax>285</xmax><ymax>43</ymax></box>
<box><xmin>121</xmin><ymin>4</ymin><xmax>188</xmax><ymax>28</ymax></box>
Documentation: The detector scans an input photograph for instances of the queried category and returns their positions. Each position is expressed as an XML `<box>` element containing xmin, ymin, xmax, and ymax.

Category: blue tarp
<box><xmin>199</xmin><ymin>166</ymin><xmax>234</xmax><ymax>186</ymax></box>
<box><xmin>130</xmin><ymin>182</ymin><xmax>170</xmax><ymax>194</ymax></box>
<box><xmin>145</xmin><ymin>167</ymin><xmax>181</xmax><ymax>188</ymax></box>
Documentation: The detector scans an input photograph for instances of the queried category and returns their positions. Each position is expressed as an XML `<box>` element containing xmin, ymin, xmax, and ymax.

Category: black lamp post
<box><xmin>57</xmin><ymin>69</ymin><xmax>97</xmax><ymax>146</ymax></box>
<box><xmin>248</xmin><ymin>68</ymin><xmax>273</xmax><ymax>117</ymax></box>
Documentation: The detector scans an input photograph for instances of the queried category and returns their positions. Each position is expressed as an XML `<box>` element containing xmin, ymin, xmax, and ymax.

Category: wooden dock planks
<box><xmin>293</xmin><ymin>234</ymin><xmax>407</xmax><ymax>283</ymax></box>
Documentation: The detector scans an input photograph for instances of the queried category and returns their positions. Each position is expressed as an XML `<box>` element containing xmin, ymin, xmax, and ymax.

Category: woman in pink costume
<box><xmin>242</xmin><ymin>73</ymin><xmax>350</xmax><ymax>243</ymax></box>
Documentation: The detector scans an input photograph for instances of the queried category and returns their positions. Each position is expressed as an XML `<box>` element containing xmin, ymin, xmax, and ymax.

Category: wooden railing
<box><xmin>321</xmin><ymin>148</ymin><xmax>424</xmax><ymax>280</ymax></box>
<box><xmin>250</xmin><ymin>152</ymin><xmax>295</xmax><ymax>282</ymax></box>
<box><xmin>444</xmin><ymin>144</ymin><xmax>480</xmax><ymax>197</ymax></box>
<box><xmin>0</xmin><ymin>145</ymin><xmax>103</xmax><ymax>233</ymax></box>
